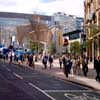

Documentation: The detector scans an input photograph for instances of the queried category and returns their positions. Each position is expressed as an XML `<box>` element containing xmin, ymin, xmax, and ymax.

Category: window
<box><xmin>69</xmin><ymin>33</ymin><xmax>80</xmax><ymax>40</ymax></box>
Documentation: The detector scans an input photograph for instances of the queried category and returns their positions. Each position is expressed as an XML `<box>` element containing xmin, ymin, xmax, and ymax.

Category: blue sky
<box><xmin>0</xmin><ymin>0</ymin><xmax>84</xmax><ymax>17</ymax></box>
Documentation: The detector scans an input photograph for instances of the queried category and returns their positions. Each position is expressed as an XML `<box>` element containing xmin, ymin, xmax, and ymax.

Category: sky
<box><xmin>0</xmin><ymin>0</ymin><xmax>85</xmax><ymax>17</ymax></box>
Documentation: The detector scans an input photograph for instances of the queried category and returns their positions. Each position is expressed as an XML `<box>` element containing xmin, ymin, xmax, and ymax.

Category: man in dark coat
<box><xmin>62</xmin><ymin>55</ymin><xmax>69</xmax><ymax>78</ymax></box>
<box><xmin>48</xmin><ymin>55</ymin><xmax>53</xmax><ymax>69</ymax></box>
<box><xmin>94</xmin><ymin>57</ymin><xmax>100</xmax><ymax>81</ymax></box>
<box><xmin>82</xmin><ymin>56</ymin><xmax>88</xmax><ymax>77</ymax></box>
<box><xmin>29</xmin><ymin>54</ymin><xmax>33</xmax><ymax>67</ymax></box>
<box><xmin>42</xmin><ymin>56</ymin><xmax>48</xmax><ymax>69</ymax></box>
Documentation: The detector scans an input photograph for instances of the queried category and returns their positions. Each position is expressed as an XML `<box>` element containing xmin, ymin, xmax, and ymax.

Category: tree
<box><xmin>70</xmin><ymin>41</ymin><xmax>81</xmax><ymax>55</ymax></box>
<box><xmin>16</xmin><ymin>14</ymin><xmax>52</xmax><ymax>52</ymax></box>
<box><xmin>28</xmin><ymin>15</ymin><xmax>52</xmax><ymax>52</ymax></box>
<box><xmin>48</xmin><ymin>42</ymin><xmax>56</xmax><ymax>54</ymax></box>
<box><xmin>16</xmin><ymin>25</ymin><xmax>32</xmax><ymax>47</ymax></box>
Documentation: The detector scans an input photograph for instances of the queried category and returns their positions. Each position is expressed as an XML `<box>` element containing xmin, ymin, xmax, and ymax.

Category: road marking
<box><xmin>64</xmin><ymin>92</ymin><xmax>100</xmax><ymax>100</ymax></box>
<box><xmin>44</xmin><ymin>90</ymin><xmax>93</xmax><ymax>93</ymax></box>
<box><xmin>64</xmin><ymin>93</ymin><xmax>73</xmax><ymax>100</ymax></box>
<box><xmin>13</xmin><ymin>72</ymin><xmax>23</xmax><ymax>80</ymax></box>
<box><xmin>6</xmin><ymin>68</ymin><xmax>11</xmax><ymax>72</ymax></box>
<box><xmin>28</xmin><ymin>82</ymin><xmax>56</xmax><ymax>100</ymax></box>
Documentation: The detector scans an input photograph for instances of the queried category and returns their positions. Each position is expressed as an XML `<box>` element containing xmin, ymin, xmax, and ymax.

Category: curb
<box><xmin>35</xmin><ymin>69</ymin><xmax>97</xmax><ymax>91</ymax></box>
<box><xmin>58</xmin><ymin>77</ymin><xmax>98</xmax><ymax>91</ymax></box>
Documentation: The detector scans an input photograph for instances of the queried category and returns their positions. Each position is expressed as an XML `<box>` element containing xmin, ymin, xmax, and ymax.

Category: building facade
<box><xmin>0</xmin><ymin>12</ymin><xmax>51</xmax><ymax>49</ymax></box>
<box><xmin>84</xmin><ymin>0</ymin><xmax>100</xmax><ymax>61</ymax></box>
<box><xmin>53</xmin><ymin>12</ymin><xmax>83</xmax><ymax>53</ymax></box>
<box><xmin>51</xmin><ymin>12</ymin><xmax>84</xmax><ymax>54</ymax></box>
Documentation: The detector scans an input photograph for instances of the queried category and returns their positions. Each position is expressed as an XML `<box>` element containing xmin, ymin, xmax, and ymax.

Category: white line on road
<box><xmin>44</xmin><ymin>90</ymin><xmax>93</xmax><ymax>93</ymax></box>
<box><xmin>13</xmin><ymin>72</ymin><xmax>23</xmax><ymax>80</ymax></box>
<box><xmin>28</xmin><ymin>82</ymin><xmax>56</xmax><ymax>100</ymax></box>
<box><xmin>64</xmin><ymin>93</ymin><xmax>73</xmax><ymax>100</ymax></box>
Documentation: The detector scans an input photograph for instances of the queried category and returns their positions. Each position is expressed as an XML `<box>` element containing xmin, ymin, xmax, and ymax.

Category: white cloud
<box><xmin>0</xmin><ymin>0</ymin><xmax>84</xmax><ymax>17</ymax></box>
<box><xmin>38</xmin><ymin>0</ymin><xmax>84</xmax><ymax>17</ymax></box>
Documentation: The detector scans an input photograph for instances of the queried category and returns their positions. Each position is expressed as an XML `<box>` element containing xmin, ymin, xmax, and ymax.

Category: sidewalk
<box><xmin>34</xmin><ymin>59</ymin><xmax>100</xmax><ymax>91</ymax></box>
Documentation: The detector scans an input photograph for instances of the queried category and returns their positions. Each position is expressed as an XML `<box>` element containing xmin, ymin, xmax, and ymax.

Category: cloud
<box><xmin>40</xmin><ymin>0</ymin><xmax>84</xmax><ymax>17</ymax></box>
<box><xmin>0</xmin><ymin>0</ymin><xmax>84</xmax><ymax>17</ymax></box>
<box><xmin>0</xmin><ymin>0</ymin><xmax>17</xmax><ymax>6</ymax></box>
<box><xmin>0</xmin><ymin>0</ymin><xmax>39</xmax><ymax>13</ymax></box>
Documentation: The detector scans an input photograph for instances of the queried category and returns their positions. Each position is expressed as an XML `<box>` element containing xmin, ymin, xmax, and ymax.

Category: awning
<box><xmin>63</xmin><ymin>29</ymin><xmax>83</xmax><ymax>36</ymax></box>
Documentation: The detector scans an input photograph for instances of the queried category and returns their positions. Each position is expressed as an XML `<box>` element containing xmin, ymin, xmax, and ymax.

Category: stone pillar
<box><xmin>92</xmin><ymin>39</ymin><xmax>94</xmax><ymax>64</ymax></box>
<box><xmin>43</xmin><ymin>42</ymin><xmax>48</xmax><ymax>55</ymax></box>
<box><xmin>97</xmin><ymin>38</ymin><xmax>99</xmax><ymax>57</ymax></box>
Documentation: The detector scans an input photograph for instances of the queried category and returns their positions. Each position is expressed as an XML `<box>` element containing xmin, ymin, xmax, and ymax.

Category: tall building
<box><xmin>0</xmin><ymin>12</ymin><xmax>51</xmax><ymax>48</ymax></box>
<box><xmin>63</xmin><ymin>16</ymin><xmax>83</xmax><ymax>40</ymax></box>
<box><xmin>84</xmin><ymin>0</ymin><xmax>100</xmax><ymax>61</ymax></box>
<box><xmin>52</xmin><ymin>12</ymin><xmax>84</xmax><ymax>53</ymax></box>
<box><xmin>53</xmin><ymin>12</ymin><xmax>83</xmax><ymax>35</ymax></box>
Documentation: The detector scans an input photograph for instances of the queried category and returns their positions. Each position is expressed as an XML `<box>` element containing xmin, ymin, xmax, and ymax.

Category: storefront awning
<box><xmin>63</xmin><ymin>29</ymin><xmax>83</xmax><ymax>36</ymax></box>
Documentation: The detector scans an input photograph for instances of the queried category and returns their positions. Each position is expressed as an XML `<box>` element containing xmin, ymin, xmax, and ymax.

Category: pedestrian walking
<box><xmin>20</xmin><ymin>55</ymin><xmax>23</xmax><ymax>64</ymax></box>
<box><xmin>59</xmin><ymin>57</ymin><xmax>62</xmax><ymax>69</ymax></box>
<box><xmin>3</xmin><ymin>54</ymin><xmax>6</xmax><ymax>63</ymax></box>
<box><xmin>6</xmin><ymin>53</ymin><xmax>8</xmax><ymax>60</ymax></box>
<box><xmin>10</xmin><ymin>53</ymin><xmax>13</xmax><ymax>63</ymax></box>
<box><xmin>42</xmin><ymin>55</ymin><xmax>48</xmax><ymax>69</ymax></box>
<box><xmin>94</xmin><ymin>57</ymin><xmax>100</xmax><ymax>81</ymax></box>
<box><xmin>35</xmin><ymin>55</ymin><xmax>38</xmax><ymax>62</ymax></box>
<box><xmin>73</xmin><ymin>57</ymin><xmax>77</xmax><ymax>75</ymax></box>
<box><xmin>48</xmin><ymin>55</ymin><xmax>53</xmax><ymax>69</ymax></box>
<box><xmin>82</xmin><ymin>56</ymin><xmax>88</xmax><ymax>77</ymax></box>
<box><xmin>77</xmin><ymin>57</ymin><xmax>81</xmax><ymax>75</ymax></box>
<box><xmin>71</xmin><ymin>57</ymin><xmax>76</xmax><ymax>75</ymax></box>
<box><xmin>75</xmin><ymin>56</ymin><xmax>81</xmax><ymax>75</ymax></box>
<box><xmin>62</xmin><ymin>55</ymin><xmax>69</xmax><ymax>78</ymax></box>
<box><xmin>67</xmin><ymin>58</ymin><xmax>72</xmax><ymax>74</ymax></box>
<box><xmin>29</xmin><ymin>54</ymin><xmax>34</xmax><ymax>67</ymax></box>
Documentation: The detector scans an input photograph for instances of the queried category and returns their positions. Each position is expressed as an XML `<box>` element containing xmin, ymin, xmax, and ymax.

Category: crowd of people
<box><xmin>59</xmin><ymin>54</ymin><xmax>88</xmax><ymax>78</ymax></box>
<box><xmin>0</xmin><ymin>50</ymin><xmax>100</xmax><ymax>82</ymax></box>
<box><xmin>59</xmin><ymin>54</ymin><xmax>100</xmax><ymax>82</ymax></box>
<box><xmin>41</xmin><ymin>53</ymin><xmax>89</xmax><ymax>78</ymax></box>
<box><xmin>0</xmin><ymin>50</ymin><xmax>35</xmax><ymax>68</ymax></box>
<box><xmin>42</xmin><ymin>55</ymin><xmax>53</xmax><ymax>69</ymax></box>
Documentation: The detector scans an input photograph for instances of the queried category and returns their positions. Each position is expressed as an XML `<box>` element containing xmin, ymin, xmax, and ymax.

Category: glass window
<box><xmin>69</xmin><ymin>33</ymin><xmax>80</xmax><ymax>40</ymax></box>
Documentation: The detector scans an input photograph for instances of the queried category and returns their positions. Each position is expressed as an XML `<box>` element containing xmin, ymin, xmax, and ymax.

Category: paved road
<box><xmin>0</xmin><ymin>61</ymin><xmax>100</xmax><ymax>100</ymax></box>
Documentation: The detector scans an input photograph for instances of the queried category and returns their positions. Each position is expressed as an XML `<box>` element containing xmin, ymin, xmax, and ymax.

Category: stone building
<box><xmin>84</xmin><ymin>0</ymin><xmax>100</xmax><ymax>61</ymax></box>
<box><xmin>52</xmin><ymin>12</ymin><xmax>84</xmax><ymax>53</ymax></box>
